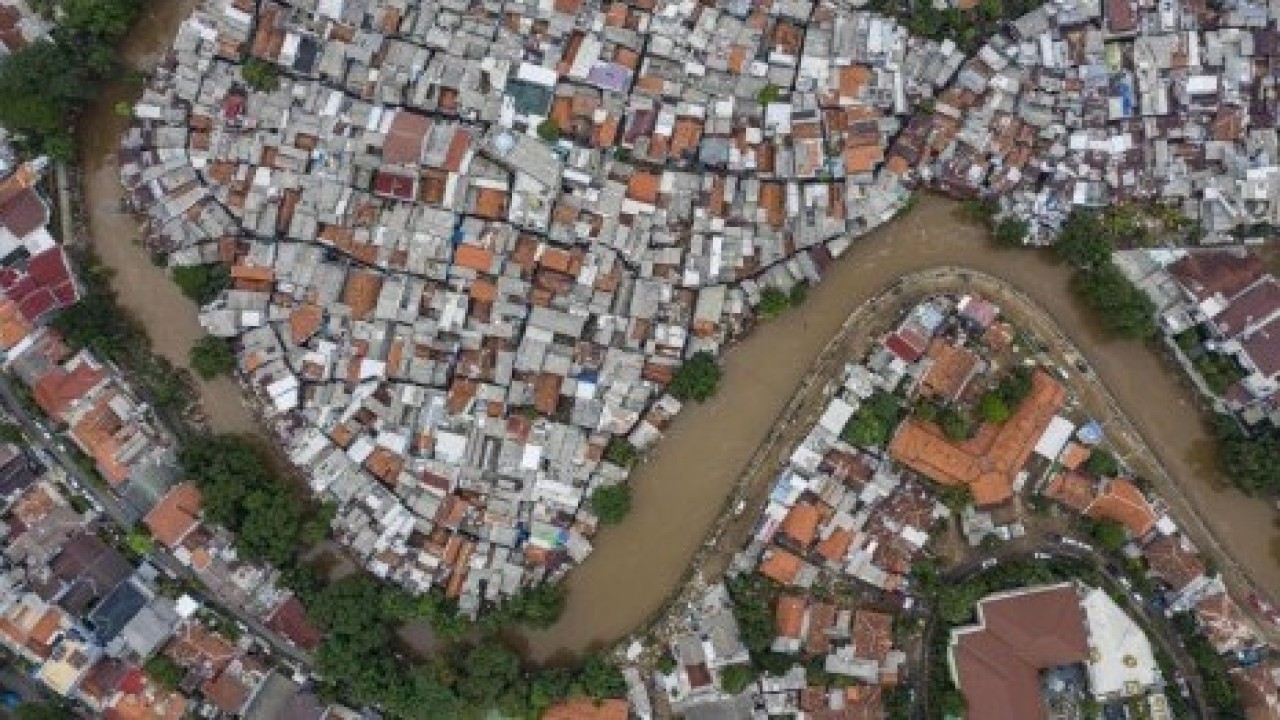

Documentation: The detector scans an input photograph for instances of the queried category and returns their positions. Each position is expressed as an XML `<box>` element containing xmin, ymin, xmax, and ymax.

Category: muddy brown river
<box><xmin>87</xmin><ymin>3</ymin><xmax>1279</xmax><ymax>664</ymax></box>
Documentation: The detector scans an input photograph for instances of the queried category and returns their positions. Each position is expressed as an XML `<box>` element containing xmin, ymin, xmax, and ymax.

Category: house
<box><xmin>949</xmin><ymin>584</ymin><xmax>1091</xmax><ymax>720</ymax></box>
<box><xmin>890</xmin><ymin>369</ymin><xmax>1067</xmax><ymax>506</ymax></box>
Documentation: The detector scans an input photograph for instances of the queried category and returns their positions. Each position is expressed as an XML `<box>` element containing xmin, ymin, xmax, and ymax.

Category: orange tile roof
<box><xmin>341</xmin><ymin>270</ymin><xmax>382</xmax><ymax>321</ymax></box>
<box><xmin>627</xmin><ymin>172</ymin><xmax>661</xmax><ymax>204</ymax></box>
<box><xmin>1086</xmin><ymin>478</ymin><xmax>1158</xmax><ymax>538</ymax></box>
<box><xmin>33</xmin><ymin>354</ymin><xmax>109</xmax><ymax>419</ymax></box>
<box><xmin>838</xmin><ymin>65</ymin><xmax>872</xmax><ymax>97</ymax></box>
<box><xmin>843</xmin><ymin>145</ymin><xmax>884</xmax><ymax>174</ymax></box>
<box><xmin>779</xmin><ymin>501</ymin><xmax>823</xmax><ymax>547</ymax></box>
<box><xmin>920</xmin><ymin>339</ymin><xmax>979</xmax><ymax>400</ymax></box>
<box><xmin>1059</xmin><ymin>442</ymin><xmax>1091</xmax><ymax>471</ymax></box>
<box><xmin>288</xmin><ymin>303</ymin><xmax>323</xmax><ymax>344</ymax></box>
<box><xmin>1044</xmin><ymin>470</ymin><xmax>1097</xmax><ymax>514</ymax></box>
<box><xmin>229</xmin><ymin>263</ymin><xmax>274</xmax><ymax>283</ymax></box>
<box><xmin>454</xmin><ymin>244</ymin><xmax>494</xmax><ymax>273</ymax></box>
<box><xmin>145</xmin><ymin>483</ymin><xmax>203</xmax><ymax>549</ymax></box>
<box><xmin>758</xmin><ymin>548</ymin><xmax>804</xmax><ymax>585</ymax></box>
<box><xmin>0</xmin><ymin>297</ymin><xmax>32</xmax><ymax>350</ymax></box>
<box><xmin>775</xmin><ymin>595</ymin><xmax>807</xmax><ymax>639</ymax></box>
<box><xmin>889</xmin><ymin>369</ymin><xmax>1066</xmax><ymax>506</ymax></box>
<box><xmin>473</xmin><ymin>187</ymin><xmax>508</xmax><ymax>220</ymax></box>
<box><xmin>68</xmin><ymin>392</ymin><xmax>131</xmax><ymax>486</ymax></box>
<box><xmin>816</xmin><ymin>527</ymin><xmax>854</xmax><ymax>563</ymax></box>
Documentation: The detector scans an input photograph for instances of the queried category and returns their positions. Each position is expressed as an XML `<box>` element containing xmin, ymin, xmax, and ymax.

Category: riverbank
<box><xmin>509</xmin><ymin>194</ymin><xmax>1280</xmax><ymax>662</ymax></box>
<box><xmin>76</xmin><ymin>0</ymin><xmax>257</xmax><ymax>435</ymax></box>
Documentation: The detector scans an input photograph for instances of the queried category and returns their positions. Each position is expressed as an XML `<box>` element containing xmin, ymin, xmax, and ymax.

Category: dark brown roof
<box><xmin>951</xmin><ymin>584</ymin><xmax>1089</xmax><ymax>720</ymax></box>
<box><xmin>1169</xmin><ymin>251</ymin><xmax>1265</xmax><ymax>304</ymax></box>
<box><xmin>0</xmin><ymin>188</ymin><xmax>48</xmax><ymax>239</ymax></box>
<box><xmin>1142</xmin><ymin>535</ymin><xmax>1206</xmax><ymax>593</ymax></box>
<box><xmin>1215</xmin><ymin>277</ymin><xmax>1280</xmax><ymax>339</ymax></box>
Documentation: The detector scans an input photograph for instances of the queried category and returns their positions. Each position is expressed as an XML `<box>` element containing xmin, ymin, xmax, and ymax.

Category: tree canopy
<box><xmin>1084</xmin><ymin>449</ymin><xmax>1120</xmax><ymax>477</ymax></box>
<box><xmin>190</xmin><ymin>336</ymin><xmax>236</xmax><ymax>379</ymax></box>
<box><xmin>1215</xmin><ymin>417</ymin><xmax>1280</xmax><ymax>495</ymax></box>
<box><xmin>590</xmin><ymin>484</ymin><xmax>631</xmax><ymax>524</ymax></box>
<box><xmin>241</xmin><ymin>58</ymin><xmax>280</xmax><ymax>92</ymax></box>
<box><xmin>179</xmin><ymin>435</ymin><xmax>306</xmax><ymax>566</ymax></box>
<box><xmin>1070</xmin><ymin>263</ymin><xmax>1157</xmax><ymax>339</ymax></box>
<box><xmin>0</xmin><ymin>0</ymin><xmax>146</xmax><ymax>157</ymax></box>
<box><xmin>669</xmin><ymin>351</ymin><xmax>722</xmax><ymax>402</ymax></box>
<box><xmin>758</xmin><ymin>286</ymin><xmax>792</xmax><ymax>318</ymax></box>
<box><xmin>840</xmin><ymin>390</ymin><xmax>904</xmax><ymax>448</ymax></box>
<box><xmin>172</xmin><ymin>264</ymin><xmax>230</xmax><ymax>305</ymax></box>
<box><xmin>977</xmin><ymin>391</ymin><xmax>1011</xmax><ymax>424</ymax></box>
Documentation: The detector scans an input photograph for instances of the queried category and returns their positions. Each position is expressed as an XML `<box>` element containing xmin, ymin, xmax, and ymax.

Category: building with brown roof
<box><xmin>949</xmin><ymin>584</ymin><xmax>1091</xmax><ymax>720</ymax></box>
<box><xmin>778</xmin><ymin>500</ymin><xmax>824</xmax><ymax>548</ymax></box>
<box><xmin>889</xmin><ymin>369</ymin><xmax>1066</xmax><ymax>506</ymax></box>
<box><xmin>144</xmin><ymin>483</ymin><xmax>202</xmax><ymax>550</ymax></box>
<box><xmin>1169</xmin><ymin>251</ymin><xmax>1265</xmax><ymax>305</ymax></box>
<box><xmin>1142</xmin><ymin>535</ymin><xmax>1206</xmax><ymax>594</ymax></box>
<box><xmin>1085</xmin><ymin>478</ymin><xmax>1158</xmax><ymax>539</ymax></box>
<box><xmin>1195</xmin><ymin>591</ymin><xmax>1259</xmax><ymax>654</ymax></box>
<box><xmin>919</xmin><ymin>339</ymin><xmax>980</xmax><ymax>401</ymax></box>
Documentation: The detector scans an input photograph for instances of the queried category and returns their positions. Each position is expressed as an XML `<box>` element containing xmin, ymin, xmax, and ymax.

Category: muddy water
<box><xmin>84</xmin><ymin>7</ymin><xmax>1280</xmax><ymax>664</ymax></box>
<box><xmin>515</xmin><ymin>195</ymin><xmax>1280</xmax><ymax>662</ymax></box>
<box><xmin>76</xmin><ymin>0</ymin><xmax>257</xmax><ymax>434</ymax></box>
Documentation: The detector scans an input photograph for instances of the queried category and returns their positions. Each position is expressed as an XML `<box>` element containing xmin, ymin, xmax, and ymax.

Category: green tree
<box><xmin>720</xmin><ymin>664</ymin><xmax>756</xmax><ymax>694</ymax></box>
<box><xmin>756</xmin><ymin>84</ymin><xmax>782</xmax><ymax>105</ymax></box>
<box><xmin>179</xmin><ymin>435</ymin><xmax>307</xmax><ymax>566</ymax></box>
<box><xmin>669</xmin><ymin>351</ymin><xmax>722</xmax><ymax>402</ymax></box>
<box><xmin>726</xmin><ymin>575</ymin><xmax>777</xmax><ymax>654</ymax></box>
<box><xmin>1070</xmin><ymin>263</ymin><xmax>1157</xmax><ymax>339</ymax></box>
<box><xmin>504</xmin><ymin>582</ymin><xmax>566</xmax><ymax>629</ymax></box>
<box><xmin>978</xmin><ymin>392</ymin><xmax>1011</xmax><ymax>423</ymax></box>
<box><xmin>145</xmin><ymin>654</ymin><xmax>184</xmax><ymax>689</ymax></box>
<box><xmin>789</xmin><ymin>282</ymin><xmax>809</xmax><ymax>306</ymax></box>
<box><xmin>14</xmin><ymin>703</ymin><xmax>71</xmax><ymax>720</ymax></box>
<box><xmin>603</xmin><ymin>437</ymin><xmax>639</xmax><ymax>468</ymax></box>
<box><xmin>529</xmin><ymin>668</ymin><xmax>574</xmax><ymax>713</ymax></box>
<box><xmin>940</xmin><ymin>407</ymin><xmax>975</xmax><ymax>441</ymax></box>
<box><xmin>994</xmin><ymin>216</ymin><xmax>1028</xmax><ymax>247</ymax></box>
<box><xmin>995</xmin><ymin>366</ymin><xmax>1033</xmax><ymax>405</ymax></box>
<box><xmin>454</xmin><ymin>640</ymin><xmax>523</xmax><ymax>707</ymax></box>
<box><xmin>536</xmin><ymin>118</ymin><xmax>561</xmax><ymax>142</ymax></box>
<box><xmin>242</xmin><ymin>58</ymin><xmax>280</xmax><ymax>91</ymax></box>
<box><xmin>938</xmin><ymin>688</ymin><xmax>968</xmax><ymax>717</ymax></box>
<box><xmin>1084</xmin><ymin>449</ymin><xmax>1120</xmax><ymax>477</ymax></box>
<box><xmin>0</xmin><ymin>40</ymin><xmax>97</xmax><ymax>158</ymax></box>
<box><xmin>576</xmin><ymin>654</ymin><xmax>626</xmax><ymax>699</ymax></box>
<box><xmin>758</xmin><ymin>287</ymin><xmax>791</xmax><ymax>318</ymax></box>
<box><xmin>841</xmin><ymin>390</ymin><xmax>904</xmax><ymax>448</ymax></box>
<box><xmin>0</xmin><ymin>421</ymin><xmax>24</xmax><ymax>443</ymax></box>
<box><xmin>1215</xmin><ymin>417</ymin><xmax>1280</xmax><ymax>495</ymax></box>
<box><xmin>1088</xmin><ymin>519</ymin><xmax>1129</xmax><ymax>552</ymax></box>
<box><xmin>172</xmin><ymin>264</ymin><xmax>231</xmax><ymax>305</ymax></box>
<box><xmin>589</xmin><ymin>484</ymin><xmax>631</xmax><ymax>524</ymax></box>
<box><xmin>937</xmin><ymin>582</ymin><xmax>986</xmax><ymax>624</ymax></box>
<box><xmin>1056</xmin><ymin>211</ymin><xmax>1113</xmax><ymax>269</ymax></box>
<box><xmin>190</xmin><ymin>336</ymin><xmax>236</xmax><ymax>379</ymax></box>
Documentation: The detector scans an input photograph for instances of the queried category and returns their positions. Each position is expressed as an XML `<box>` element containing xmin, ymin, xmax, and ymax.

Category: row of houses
<box><xmin>118</xmin><ymin>0</ymin><xmax>973</xmax><ymax>612</ymax></box>
<box><xmin>0</xmin><ymin>156</ymin><xmax>335</xmax><ymax>713</ymax></box>
<box><xmin>1117</xmin><ymin>247</ymin><xmax>1280</xmax><ymax>424</ymax></box>
<box><xmin>0</xmin><ymin>470</ymin><xmax>347</xmax><ymax>720</ymax></box>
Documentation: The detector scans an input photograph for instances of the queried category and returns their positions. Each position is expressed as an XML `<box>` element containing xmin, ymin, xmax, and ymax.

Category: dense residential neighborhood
<box><xmin>0</xmin><ymin>0</ymin><xmax>1275</xmax><ymax>717</ymax></box>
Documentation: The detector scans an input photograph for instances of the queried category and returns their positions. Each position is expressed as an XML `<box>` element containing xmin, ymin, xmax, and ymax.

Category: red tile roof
<box><xmin>951</xmin><ymin>584</ymin><xmax>1090</xmax><ymax>720</ymax></box>
<box><xmin>890</xmin><ymin>369</ymin><xmax>1066</xmax><ymax>506</ymax></box>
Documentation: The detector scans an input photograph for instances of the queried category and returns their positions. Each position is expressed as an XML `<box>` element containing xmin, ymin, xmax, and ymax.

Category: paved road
<box><xmin>0</xmin><ymin>375</ymin><xmax>312</xmax><ymax>668</ymax></box>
